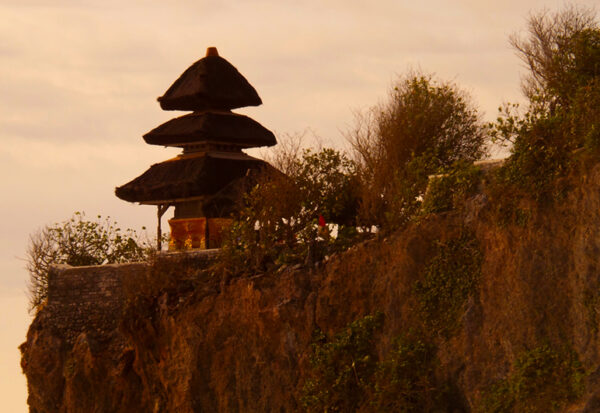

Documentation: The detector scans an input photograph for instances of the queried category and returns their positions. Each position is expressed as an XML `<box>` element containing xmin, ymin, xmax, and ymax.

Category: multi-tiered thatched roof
<box><xmin>142</xmin><ymin>111</ymin><xmax>276</xmax><ymax>148</ymax></box>
<box><xmin>115</xmin><ymin>152</ymin><xmax>270</xmax><ymax>204</ymax></box>
<box><xmin>157</xmin><ymin>48</ymin><xmax>262</xmax><ymax>111</ymax></box>
<box><xmin>115</xmin><ymin>47</ymin><xmax>277</xmax><ymax>211</ymax></box>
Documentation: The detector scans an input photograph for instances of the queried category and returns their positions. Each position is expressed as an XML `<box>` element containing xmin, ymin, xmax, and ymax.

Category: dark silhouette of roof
<box><xmin>115</xmin><ymin>47</ymin><xmax>280</xmax><ymax>212</ymax></box>
<box><xmin>157</xmin><ymin>48</ymin><xmax>262</xmax><ymax>111</ymax></box>
<box><xmin>115</xmin><ymin>152</ymin><xmax>273</xmax><ymax>204</ymax></box>
<box><xmin>143</xmin><ymin>111</ymin><xmax>276</xmax><ymax>148</ymax></box>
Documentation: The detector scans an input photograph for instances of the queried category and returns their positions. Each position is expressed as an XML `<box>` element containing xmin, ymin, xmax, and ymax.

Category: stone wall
<box><xmin>45</xmin><ymin>250</ymin><xmax>219</xmax><ymax>342</ymax></box>
<box><xmin>47</xmin><ymin>262</ymin><xmax>148</xmax><ymax>342</ymax></box>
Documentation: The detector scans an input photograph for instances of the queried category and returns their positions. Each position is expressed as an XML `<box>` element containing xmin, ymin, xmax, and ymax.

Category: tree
<box><xmin>492</xmin><ymin>7</ymin><xmax>600</xmax><ymax>199</ymax></box>
<box><xmin>348</xmin><ymin>73</ymin><xmax>486</xmax><ymax>228</ymax></box>
<box><xmin>510</xmin><ymin>6</ymin><xmax>599</xmax><ymax>111</ymax></box>
<box><xmin>218</xmin><ymin>148</ymin><xmax>361</xmax><ymax>276</ymax></box>
<box><xmin>26</xmin><ymin>212</ymin><xmax>151</xmax><ymax>312</ymax></box>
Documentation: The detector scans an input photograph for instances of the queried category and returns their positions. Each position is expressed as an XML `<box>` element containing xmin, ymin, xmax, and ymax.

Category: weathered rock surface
<box><xmin>20</xmin><ymin>165</ymin><xmax>600</xmax><ymax>412</ymax></box>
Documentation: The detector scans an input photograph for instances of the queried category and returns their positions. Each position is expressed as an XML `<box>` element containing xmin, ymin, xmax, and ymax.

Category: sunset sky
<box><xmin>1</xmin><ymin>1</ymin><xmax>597</xmax><ymax>410</ymax></box>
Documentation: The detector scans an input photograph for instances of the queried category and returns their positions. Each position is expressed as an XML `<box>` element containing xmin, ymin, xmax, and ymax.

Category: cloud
<box><xmin>0</xmin><ymin>0</ymin><xmax>537</xmax><ymax>150</ymax></box>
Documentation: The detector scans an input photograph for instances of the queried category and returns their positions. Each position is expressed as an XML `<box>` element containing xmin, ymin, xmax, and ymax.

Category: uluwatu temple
<box><xmin>115</xmin><ymin>47</ymin><xmax>277</xmax><ymax>251</ymax></box>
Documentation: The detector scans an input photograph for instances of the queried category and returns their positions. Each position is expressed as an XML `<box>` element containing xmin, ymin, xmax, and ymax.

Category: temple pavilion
<box><xmin>115</xmin><ymin>47</ymin><xmax>277</xmax><ymax>250</ymax></box>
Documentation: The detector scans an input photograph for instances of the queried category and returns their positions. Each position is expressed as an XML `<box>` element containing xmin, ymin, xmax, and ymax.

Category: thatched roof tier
<box><xmin>143</xmin><ymin>111</ymin><xmax>276</xmax><ymax>148</ymax></box>
<box><xmin>115</xmin><ymin>152</ymin><xmax>272</xmax><ymax>204</ymax></box>
<box><xmin>157</xmin><ymin>48</ymin><xmax>262</xmax><ymax>111</ymax></box>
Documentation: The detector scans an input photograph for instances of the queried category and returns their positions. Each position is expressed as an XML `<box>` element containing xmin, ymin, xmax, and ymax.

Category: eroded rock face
<box><xmin>21</xmin><ymin>165</ymin><xmax>600</xmax><ymax>412</ymax></box>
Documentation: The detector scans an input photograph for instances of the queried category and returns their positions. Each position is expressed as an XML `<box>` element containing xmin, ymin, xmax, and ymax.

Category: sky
<box><xmin>1</xmin><ymin>1</ymin><xmax>597</xmax><ymax>410</ymax></box>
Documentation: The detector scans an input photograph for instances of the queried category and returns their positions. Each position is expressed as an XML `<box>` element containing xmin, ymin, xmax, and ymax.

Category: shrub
<box><xmin>414</xmin><ymin>230</ymin><xmax>482</xmax><ymax>336</ymax></box>
<box><xmin>303</xmin><ymin>316</ymin><xmax>454</xmax><ymax>412</ymax></box>
<box><xmin>509</xmin><ymin>6</ymin><xmax>599</xmax><ymax>110</ymax></box>
<box><xmin>573</xmin><ymin>78</ymin><xmax>600</xmax><ymax>153</ymax></box>
<box><xmin>373</xmin><ymin>330</ymin><xmax>441</xmax><ymax>412</ymax></box>
<box><xmin>481</xmin><ymin>344</ymin><xmax>586</xmax><ymax>413</ymax></box>
<box><xmin>422</xmin><ymin>161</ymin><xmax>482</xmax><ymax>214</ymax></box>
<box><xmin>493</xmin><ymin>113</ymin><xmax>571</xmax><ymax>202</ymax></box>
<box><xmin>26</xmin><ymin>212</ymin><xmax>151</xmax><ymax>312</ymax></box>
<box><xmin>302</xmin><ymin>313</ymin><xmax>384</xmax><ymax>412</ymax></box>
<box><xmin>348</xmin><ymin>73</ymin><xmax>486</xmax><ymax>229</ymax></box>
<box><xmin>217</xmin><ymin>148</ymin><xmax>363</xmax><ymax>277</ymax></box>
<box><xmin>491</xmin><ymin>7</ymin><xmax>600</xmax><ymax>201</ymax></box>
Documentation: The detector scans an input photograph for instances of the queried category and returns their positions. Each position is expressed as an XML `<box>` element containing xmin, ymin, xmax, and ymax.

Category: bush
<box><xmin>373</xmin><ymin>330</ymin><xmax>441</xmax><ymax>412</ymax></box>
<box><xmin>217</xmin><ymin>148</ymin><xmax>363</xmax><ymax>277</ymax></box>
<box><xmin>509</xmin><ymin>6</ymin><xmax>599</xmax><ymax>110</ymax></box>
<box><xmin>491</xmin><ymin>7</ymin><xmax>600</xmax><ymax>201</ymax></box>
<box><xmin>481</xmin><ymin>344</ymin><xmax>585</xmax><ymax>413</ymax></box>
<box><xmin>493</xmin><ymin>112</ymin><xmax>571</xmax><ymax>202</ymax></box>
<box><xmin>422</xmin><ymin>161</ymin><xmax>482</xmax><ymax>214</ymax></box>
<box><xmin>349</xmin><ymin>73</ymin><xmax>486</xmax><ymax>229</ymax></box>
<box><xmin>572</xmin><ymin>77</ymin><xmax>600</xmax><ymax>153</ymax></box>
<box><xmin>414</xmin><ymin>230</ymin><xmax>482</xmax><ymax>336</ymax></box>
<box><xmin>302</xmin><ymin>316</ymin><xmax>454</xmax><ymax>413</ymax></box>
<box><xmin>302</xmin><ymin>313</ymin><xmax>384</xmax><ymax>412</ymax></box>
<box><xmin>26</xmin><ymin>212</ymin><xmax>151</xmax><ymax>312</ymax></box>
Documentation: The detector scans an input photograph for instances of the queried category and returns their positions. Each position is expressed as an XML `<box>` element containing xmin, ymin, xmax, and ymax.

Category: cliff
<box><xmin>20</xmin><ymin>162</ymin><xmax>600</xmax><ymax>412</ymax></box>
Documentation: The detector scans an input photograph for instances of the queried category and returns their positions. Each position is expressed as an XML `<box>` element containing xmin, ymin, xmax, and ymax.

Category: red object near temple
<box><xmin>318</xmin><ymin>215</ymin><xmax>326</xmax><ymax>227</ymax></box>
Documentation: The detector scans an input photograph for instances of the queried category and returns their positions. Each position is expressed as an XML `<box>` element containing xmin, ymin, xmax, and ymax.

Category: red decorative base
<box><xmin>168</xmin><ymin>217</ymin><xmax>232</xmax><ymax>250</ymax></box>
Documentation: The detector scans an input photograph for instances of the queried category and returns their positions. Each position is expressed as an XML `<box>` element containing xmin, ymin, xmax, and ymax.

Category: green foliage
<box><xmin>414</xmin><ymin>230</ymin><xmax>482</xmax><ymax>336</ymax></box>
<box><xmin>302</xmin><ymin>313</ymin><xmax>384</xmax><ymax>412</ymax></box>
<box><xmin>302</xmin><ymin>316</ymin><xmax>453</xmax><ymax>412</ymax></box>
<box><xmin>573</xmin><ymin>77</ymin><xmax>600</xmax><ymax>153</ymax></box>
<box><xmin>295</xmin><ymin>148</ymin><xmax>360</xmax><ymax>226</ymax></box>
<box><xmin>422</xmin><ymin>161</ymin><xmax>482</xmax><ymax>214</ymax></box>
<box><xmin>493</xmin><ymin>203</ymin><xmax>531</xmax><ymax>229</ymax></box>
<box><xmin>491</xmin><ymin>8</ymin><xmax>600</xmax><ymax>202</ymax></box>
<box><xmin>510</xmin><ymin>6</ymin><xmax>600</xmax><ymax>110</ymax></box>
<box><xmin>379</xmin><ymin>76</ymin><xmax>485</xmax><ymax>171</ymax></box>
<box><xmin>484</xmin><ymin>159</ymin><xmax>535</xmax><ymax>229</ymax></box>
<box><xmin>380</xmin><ymin>154</ymin><xmax>434</xmax><ymax>229</ymax></box>
<box><xmin>26</xmin><ymin>211</ymin><xmax>151</xmax><ymax>312</ymax></box>
<box><xmin>491</xmin><ymin>106</ymin><xmax>572</xmax><ymax>202</ymax></box>
<box><xmin>349</xmin><ymin>73</ymin><xmax>486</xmax><ymax>230</ymax></box>
<box><xmin>481</xmin><ymin>344</ymin><xmax>586</xmax><ymax>413</ymax></box>
<box><xmin>217</xmin><ymin>148</ymin><xmax>364</xmax><ymax>276</ymax></box>
<box><xmin>373</xmin><ymin>330</ymin><xmax>442</xmax><ymax>412</ymax></box>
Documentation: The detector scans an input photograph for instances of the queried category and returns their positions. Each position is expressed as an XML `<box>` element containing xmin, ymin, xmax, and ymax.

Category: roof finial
<box><xmin>206</xmin><ymin>47</ymin><xmax>219</xmax><ymax>57</ymax></box>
